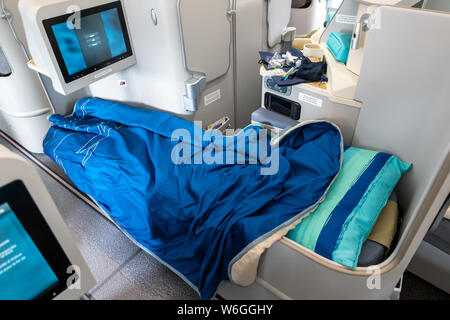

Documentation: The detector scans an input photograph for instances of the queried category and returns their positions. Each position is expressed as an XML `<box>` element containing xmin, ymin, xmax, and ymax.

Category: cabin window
<box><xmin>292</xmin><ymin>0</ymin><xmax>312</xmax><ymax>9</ymax></box>
<box><xmin>0</xmin><ymin>47</ymin><xmax>12</xmax><ymax>77</ymax></box>
<box><xmin>413</xmin><ymin>0</ymin><xmax>424</xmax><ymax>8</ymax></box>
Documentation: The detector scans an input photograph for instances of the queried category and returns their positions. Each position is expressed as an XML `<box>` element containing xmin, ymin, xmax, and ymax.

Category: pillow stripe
<box><xmin>287</xmin><ymin>146</ymin><xmax>411</xmax><ymax>269</ymax></box>
<box><xmin>332</xmin><ymin>157</ymin><xmax>411</xmax><ymax>268</ymax></box>
<box><xmin>342</xmin><ymin>147</ymin><xmax>359</xmax><ymax>166</ymax></box>
<box><xmin>314</xmin><ymin>152</ymin><xmax>392</xmax><ymax>259</ymax></box>
<box><xmin>287</xmin><ymin>148</ymin><xmax>377</xmax><ymax>250</ymax></box>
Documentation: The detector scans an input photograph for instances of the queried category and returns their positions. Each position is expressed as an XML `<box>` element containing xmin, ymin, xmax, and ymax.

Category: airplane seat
<box><xmin>251</xmin><ymin>107</ymin><xmax>401</xmax><ymax>268</ymax></box>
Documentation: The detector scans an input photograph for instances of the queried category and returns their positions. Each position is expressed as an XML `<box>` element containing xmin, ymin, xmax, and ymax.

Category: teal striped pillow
<box><xmin>287</xmin><ymin>147</ymin><xmax>411</xmax><ymax>269</ymax></box>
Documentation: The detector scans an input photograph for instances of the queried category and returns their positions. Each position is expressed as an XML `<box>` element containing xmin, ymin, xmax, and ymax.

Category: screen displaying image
<box><xmin>51</xmin><ymin>7</ymin><xmax>127</xmax><ymax>76</ymax></box>
<box><xmin>0</xmin><ymin>203</ymin><xmax>59</xmax><ymax>300</ymax></box>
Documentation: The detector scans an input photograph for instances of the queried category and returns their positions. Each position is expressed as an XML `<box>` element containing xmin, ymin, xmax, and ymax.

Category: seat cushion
<box><xmin>358</xmin><ymin>193</ymin><xmax>399</xmax><ymax>267</ymax></box>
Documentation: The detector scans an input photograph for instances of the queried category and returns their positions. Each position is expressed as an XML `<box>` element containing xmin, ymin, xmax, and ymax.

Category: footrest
<box><xmin>251</xmin><ymin>108</ymin><xmax>299</xmax><ymax>130</ymax></box>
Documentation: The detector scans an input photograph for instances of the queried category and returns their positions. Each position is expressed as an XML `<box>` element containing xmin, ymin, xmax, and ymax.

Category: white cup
<box><xmin>303</xmin><ymin>43</ymin><xmax>324</xmax><ymax>59</ymax></box>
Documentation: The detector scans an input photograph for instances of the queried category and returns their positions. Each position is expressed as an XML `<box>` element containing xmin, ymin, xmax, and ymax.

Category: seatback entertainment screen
<box><xmin>43</xmin><ymin>1</ymin><xmax>133</xmax><ymax>83</ymax></box>
<box><xmin>0</xmin><ymin>203</ymin><xmax>58</xmax><ymax>300</ymax></box>
<box><xmin>0</xmin><ymin>180</ymin><xmax>74</xmax><ymax>300</ymax></box>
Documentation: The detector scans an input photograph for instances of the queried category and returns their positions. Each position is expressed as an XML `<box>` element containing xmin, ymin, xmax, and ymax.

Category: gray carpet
<box><xmin>402</xmin><ymin>271</ymin><xmax>449</xmax><ymax>300</ymax></box>
<box><xmin>425</xmin><ymin>219</ymin><xmax>450</xmax><ymax>255</ymax></box>
<box><xmin>33</xmin><ymin>152</ymin><xmax>74</xmax><ymax>186</ymax></box>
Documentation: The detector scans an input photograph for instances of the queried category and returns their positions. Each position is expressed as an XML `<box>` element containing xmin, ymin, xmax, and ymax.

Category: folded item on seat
<box><xmin>357</xmin><ymin>193</ymin><xmax>399</xmax><ymax>267</ymax></box>
<box><xmin>367</xmin><ymin>194</ymin><xmax>399</xmax><ymax>250</ymax></box>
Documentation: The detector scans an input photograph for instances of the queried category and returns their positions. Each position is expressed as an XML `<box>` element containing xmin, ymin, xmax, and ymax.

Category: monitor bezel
<box><xmin>0</xmin><ymin>180</ymin><xmax>74</xmax><ymax>300</ymax></box>
<box><xmin>42</xmin><ymin>1</ymin><xmax>133</xmax><ymax>84</ymax></box>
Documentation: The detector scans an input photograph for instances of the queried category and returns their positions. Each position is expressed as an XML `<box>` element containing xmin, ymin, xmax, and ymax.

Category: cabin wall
<box><xmin>425</xmin><ymin>0</ymin><xmax>450</xmax><ymax>12</ymax></box>
<box><xmin>235</xmin><ymin>0</ymin><xmax>267</xmax><ymax>129</ymax></box>
<box><xmin>352</xmin><ymin>6</ymin><xmax>450</xmax><ymax>262</ymax></box>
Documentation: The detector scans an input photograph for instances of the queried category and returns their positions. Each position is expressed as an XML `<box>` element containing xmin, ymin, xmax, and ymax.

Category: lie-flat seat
<box><xmin>251</xmin><ymin>108</ymin><xmax>400</xmax><ymax>267</ymax></box>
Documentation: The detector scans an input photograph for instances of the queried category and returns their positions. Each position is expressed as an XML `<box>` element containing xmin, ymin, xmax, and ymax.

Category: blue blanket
<box><xmin>43</xmin><ymin>98</ymin><xmax>343</xmax><ymax>299</ymax></box>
